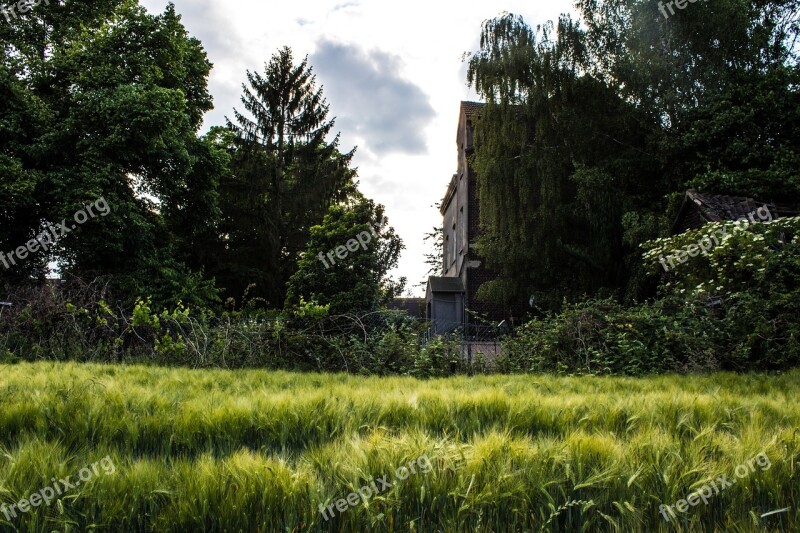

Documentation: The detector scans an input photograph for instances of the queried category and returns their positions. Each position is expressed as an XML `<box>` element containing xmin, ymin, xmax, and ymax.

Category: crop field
<box><xmin>0</xmin><ymin>362</ymin><xmax>798</xmax><ymax>532</ymax></box>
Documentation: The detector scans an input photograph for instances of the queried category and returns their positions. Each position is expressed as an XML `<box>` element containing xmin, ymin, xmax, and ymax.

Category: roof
<box><xmin>688</xmin><ymin>190</ymin><xmax>776</xmax><ymax>222</ymax></box>
<box><xmin>672</xmin><ymin>190</ymin><xmax>798</xmax><ymax>234</ymax></box>
<box><xmin>427</xmin><ymin>276</ymin><xmax>465</xmax><ymax>293</ymax></box>
<box><xmin>387</xmin><ymin>297</ymin><xmax>424</xmax><ymax>317</ymax></box>
<box><xmin>461</xmin><ymin>101</ymin><xmax>484</xmax><ymax>117</ymax></box>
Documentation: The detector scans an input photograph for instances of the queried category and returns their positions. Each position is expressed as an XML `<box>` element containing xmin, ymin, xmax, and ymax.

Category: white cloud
<box><xmin>311</xmin><ymin>38</ymin><xmax>435</xmax><ymax>156</ymax></box>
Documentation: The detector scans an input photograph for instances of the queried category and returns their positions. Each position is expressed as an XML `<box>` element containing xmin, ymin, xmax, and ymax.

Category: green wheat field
<box><xmin>0</xmin><ymin>362</ymin><xmax>798</xmax><ymax>532</ymax></box>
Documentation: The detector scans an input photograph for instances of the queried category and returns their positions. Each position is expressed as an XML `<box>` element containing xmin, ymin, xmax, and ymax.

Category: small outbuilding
<box><xmin>425</xmin><ymin>276</ymin><xmax>465</xmax><ymax>334</ymax></box>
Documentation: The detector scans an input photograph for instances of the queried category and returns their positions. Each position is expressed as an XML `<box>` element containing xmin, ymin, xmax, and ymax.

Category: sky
<box><xmin>140</xmin><ymin>0</ymin><xmax>576</xmax><ymax>296</ymax></box>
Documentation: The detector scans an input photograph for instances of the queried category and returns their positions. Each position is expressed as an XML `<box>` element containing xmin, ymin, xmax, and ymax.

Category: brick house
<box><xmin>425</xmin><ymin>102</ymin><xmax>517</xmax><ymax>337</ymax></box>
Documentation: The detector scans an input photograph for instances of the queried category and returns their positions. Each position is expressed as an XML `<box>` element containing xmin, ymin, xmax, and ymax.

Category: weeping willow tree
<box><xmin>467</xmin><ymin>14</ymin><xmax>660</xmax><ymax>310</ymax></box>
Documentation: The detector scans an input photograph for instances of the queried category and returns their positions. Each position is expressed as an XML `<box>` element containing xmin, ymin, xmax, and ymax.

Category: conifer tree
<box><xmin>218</xmin><ymin>47</ymin><xmax>357</xmax><ymax>306</ymax></box>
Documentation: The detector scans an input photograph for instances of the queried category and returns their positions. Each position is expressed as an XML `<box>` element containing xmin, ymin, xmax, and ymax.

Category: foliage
<box><xmin>291</xmin><ymin>297</ymin><xmax>330</xmax><ymax>319</ymax></box>
<box><xmin>464</xmin><ymin>2</ymin><xmax>800</xmax><ymax>309</ymax></box>
<box><xmin>215</xmin><ymin>47</ymin><xmax>358</xmax><ymax>307</ymax></box>
<box><xmin>467</xmin><ymin>14</ymin><xmax>663</xmax><ymax>310</ymax></box>
<box><xmin>0</xmin><ymin>2</ymin><xmax>222</xmax><ymax>308</ymax></box>
<box><xmin>501</xmin><ymin>297</ymin><xmax>724</xmax><ymax>375</ymax></box>
<box><xmin>641</xmin><ymin>216</ymin><xmax>800</xmax><ymax>369</ymax></box>
<box><xmin>0</xmin><ymin>279</ymin><xmax>432</xmax><ymax>373</ymax></box>
<box><xmin>417</xmin><ymin>223</ymin><xmax>443</xmax><ymax>291</ymax></box>
<box><xmin>3</xmin><ymin>268</ymin><xmax>799</xmax><ymax>375</ymax></box>
<box><xmin>504</xmin><ymin>277</ymin><xmax>800</xmax><ymax>374</ymax></box>
<box><xmin>411</xmin><ymin>334</ymin><xmax>465</xmax><ymax>379</ymax></box>
<box><xmin>678</xmin><ymin>66</ymin><xmax>800</xmax><ymax>204</ymax></box>
<box><xmin>642</xmin><ymin>216</ymin><xmax>800</xmax><ymax>298</ymax></box>
<box><xmin>285</xmin><ymin>196</ymin><xmax>405</xmax><ymax>315</ymax></box>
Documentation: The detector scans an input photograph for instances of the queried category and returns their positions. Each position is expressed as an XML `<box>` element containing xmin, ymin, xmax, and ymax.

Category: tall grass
<box><xmin>0</xmin><ymin>362</ymin><xmax>798</xmax><ymax>531</ymax></box>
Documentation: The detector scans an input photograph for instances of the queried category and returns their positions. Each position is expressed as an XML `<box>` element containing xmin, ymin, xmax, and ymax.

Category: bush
<box><xmin>3</xmin><ymin>252</ymin><xmax>798</xmax><ymax>376</ymax></box>
<box><xmin>501</xmin><ymin>297</ymin><xmax>725</xmax><ymax>375</ymax></box>
<box><xmin>411</xmin><ymin>335</ymin><xmax>464</xmax><ymax>378</ymax></box>
<box><xmin>0</xmin><ymin>282</ymin><xmax>430</xmax><ymax>373</ymax></box>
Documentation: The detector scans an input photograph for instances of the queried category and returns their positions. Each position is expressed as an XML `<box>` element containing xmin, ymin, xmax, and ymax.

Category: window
<box><xmin>459</xmin><ymin>206</ymin><xmax>465</xmax><ymax>252</ymax></box>
<box><xmin>451</xmin><ymin>227</ymin><xmax>456</xmax><ymax>265</ymax></box>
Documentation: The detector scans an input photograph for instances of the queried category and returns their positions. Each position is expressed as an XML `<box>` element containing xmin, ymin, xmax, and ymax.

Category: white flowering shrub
<box><xmin>642</xmin><ymin>216</ymin><xmax>800</xmax><ymax>298</ymax></box>
<box><xmin>641</xmin><ymin>216</ymin><xmax>800</xmax><ymax>369</ymax></box>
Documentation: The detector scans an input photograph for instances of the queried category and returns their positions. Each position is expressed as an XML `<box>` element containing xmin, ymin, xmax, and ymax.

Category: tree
<box><xmin>417</xmin><ymin>223</ymin><xmax>443</xmax><ymax>291</ymax></box>
<box><xmin>467</xmin><ymin>14</ymin><xmax>660</xmax><ymax>310</ymax></box>
<box><xmin>465</xmin><ymin>1</ymin><xmax>800</xmax><ymax>309</ymax></box>
<box><xmin>576</xmin><ymin>0</ymin><xmax>800</xmax><ymax>202</ymax></box>
<box><xmin>0</xmin><ymin>1</ymin><xmax>222</xmax><ymax>308</ymax></box>
<box><xmin>217</xmin><ymin>47</ymin><xmax>357</xmax><ymax>307</ymax></box>
<box><xmin>285</xmin><ymin>197</ymin><xmax>405</xmax><ymax>315</ymax></box>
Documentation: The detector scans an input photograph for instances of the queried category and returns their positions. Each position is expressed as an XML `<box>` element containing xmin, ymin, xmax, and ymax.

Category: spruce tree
<box><xmin>218</xmin><ymin>47</ymin><xmax>356</xmax><ymax>307</ymax></box>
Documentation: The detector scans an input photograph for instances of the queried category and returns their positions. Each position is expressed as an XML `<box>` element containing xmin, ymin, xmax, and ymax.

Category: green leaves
<box><xmin>216</xmin><ymin>47</ymin><xmax>358</xmax><ymax>308</ymax></box>
<box><xmin>285</xmin><ymin>197</ymin><xmax>405</xmax><ymax>315</ymax></box>
<box><xmin>0</xmin><ymin>1</ymin><xmax>219</xmax><ymax>307</ymax></box>
<box><xmin>642</xmin><ymin>216</ymin><xmax>800</xmax><ymax>299</ymax></box>
<box><xmin>466</xmin><ymin>2</ymin><xmax>800</xmax><ymax>310</ymax></box>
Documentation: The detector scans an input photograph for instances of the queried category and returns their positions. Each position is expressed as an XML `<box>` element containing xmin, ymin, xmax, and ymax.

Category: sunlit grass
<box><xmin>0</xmin><ymin>362</ymin><xmax>798</xmax><ymax>531</ymax></box>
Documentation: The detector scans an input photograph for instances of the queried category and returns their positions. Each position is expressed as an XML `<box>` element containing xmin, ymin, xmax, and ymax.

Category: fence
<box><xmin>0</xmin><ymin>279</ymin><xmax>509</xmax><ymax>371</ymax></box>
<box><xmin>421</xmin><ymin>319</ymin><xmax>505</xmax><ymax>364</ymax></box>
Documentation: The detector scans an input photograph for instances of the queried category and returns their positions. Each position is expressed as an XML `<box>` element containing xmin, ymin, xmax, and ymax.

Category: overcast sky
<box><xmin>140</xmin><ymin>0</ymin><xmax>576</xmax><ymax>295</ymax></box>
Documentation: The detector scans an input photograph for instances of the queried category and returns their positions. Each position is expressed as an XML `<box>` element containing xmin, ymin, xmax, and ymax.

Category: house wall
<box><xmin>436</xmin><ymin>102</ymin><xmax>528</xmax><ymax>328</ymax></box>
<box><xmin>441</xmin><ymin>180</ymin><xmax>461</xmax><ymax>277</ymax></box>
<box><xmin>443</xmin><ymin>109</ymin><xmax>475</xmax><ymax>280</ymax></box>
<box><xmin>460</xmin><ymin>110</ymin><xmax>510</xmax><ymax>323</ymax></box>
<box><xmin>428</xmin><ymin>292</ymin><xmax>464</xmax><ymax>333</ymax></box>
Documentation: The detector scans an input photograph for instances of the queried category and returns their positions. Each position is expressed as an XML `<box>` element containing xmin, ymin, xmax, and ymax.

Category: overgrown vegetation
<box><xmin>0</xmin><ymin>3</ymin><xmax>403</xmax><ymax>313</ymax></box>
<box><xmin>0</xmin><ymin>279</ymin><xmax>474</xmax><ymax>378</ymax></box>
<box><xmin>467</xmin><ymin>1</ymin><xmax>800</xmax><ymax>309</ymax></box>
<box><xmin>3</xmin><ymin>260</ymin><xmax>798</xmax><ymax>377</ymax></box>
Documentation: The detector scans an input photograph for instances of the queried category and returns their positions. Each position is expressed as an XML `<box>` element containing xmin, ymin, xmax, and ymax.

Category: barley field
<box><xmin>0</xmin><ymin>362</ymin><xmax>798</xmax><ymax>532</ymax></box>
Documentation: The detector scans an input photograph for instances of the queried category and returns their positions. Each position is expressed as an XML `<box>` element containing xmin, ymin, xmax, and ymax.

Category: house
<box><xmin>672</xmin><ymin>190</ymin><xmax>798</xmax><ymax>233</ymax></box>
<box><xmin>425</xmin><ymin>102</ymin><xmax>515</xmax><ymax>337</ymax></box>
<box><xmin>386</xmin><ymin>297</ymin><xmax>425</xmax><ymax>319</ymax></box>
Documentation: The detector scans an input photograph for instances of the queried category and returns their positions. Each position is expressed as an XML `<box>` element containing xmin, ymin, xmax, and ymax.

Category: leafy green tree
<box><xmin>218</xmin><ymin>47</ymin><xmax>357</xmax><ymax>307</ymax></box>
<box><xmin>577</xmin><ymin>0</ymin><xmax>800</xmax><ymax>202</ymax></box>
<box><xmin>466</xmin><ymin>2</ymin><xmax>800</xmax><ymax>309</ymax></box>
<box><xmin>677</xmin><ymin>66</ymin><xmax>800</xmax><ymax>204</ymax></box>
<box><xmin>285</xmin><ymin>197</ymin><xmax>405</xmax><ymax>315</ymax></box>
<box><xmin>467</xmin><ymin>14</ymin><xmax>661</xmax><ymax>310</ymax></box>
<box><xmin>0</xmin><ymin>1</ymin><xmax>223</xmax><ymax>308</ymax></box>
<box><xmin>0</xmin><ymin>60</ymin><xmax>49</xmax><ymax>283</ymax></box>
